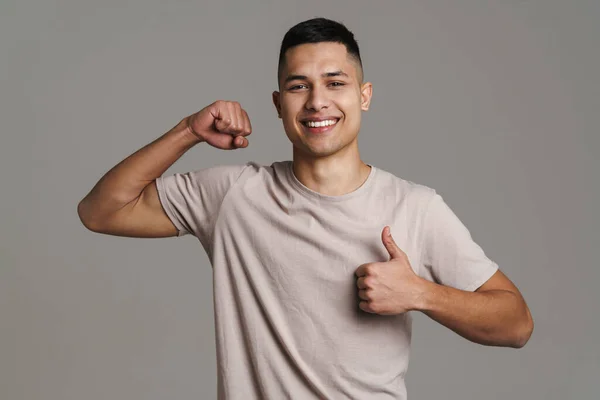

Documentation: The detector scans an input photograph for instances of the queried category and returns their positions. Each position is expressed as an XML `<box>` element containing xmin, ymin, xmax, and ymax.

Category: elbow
<box><xmin>77</xmin><ymin>199</ymin><xmax>102</xmax><ymax>233</ymax></box>
<box><xmin>512</xmin><ymin>312</ymin><xmax>534</xmax><ymax>349</ymax></box>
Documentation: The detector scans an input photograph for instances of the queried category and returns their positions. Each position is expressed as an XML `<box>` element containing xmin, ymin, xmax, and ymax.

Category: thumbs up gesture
<box><xmin>355</xmin><ymin>226</ymin><xmax>427</xmax><ymax>315</ymax></box>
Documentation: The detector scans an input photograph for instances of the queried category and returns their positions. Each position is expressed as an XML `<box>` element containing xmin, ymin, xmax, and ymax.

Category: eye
<box><xmin>329</xmin><ymin>82</ymin><xmax>345</xmax><ymax>87</ymax></box>
<box><xmin>288</xmin><ymin>84</ymin><xmax>308</xmax><ymax>91</ymax></box>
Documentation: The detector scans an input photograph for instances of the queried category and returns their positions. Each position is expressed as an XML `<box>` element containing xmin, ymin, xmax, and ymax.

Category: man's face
<box><xmin>273</xmin><ymin>42</ymin><xmax>372</xmax><ymax>158</ymax></box>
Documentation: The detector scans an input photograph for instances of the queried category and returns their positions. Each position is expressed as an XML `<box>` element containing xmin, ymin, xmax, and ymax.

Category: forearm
<box><xmin>78</xmin><ymin>116</ymin><xmax>202</xmax><ymax>222</ymax></box>
<box><xmin>416</xmin><ymin>280</ymin><xmax>532</xmax><ymax>348</ymax></box>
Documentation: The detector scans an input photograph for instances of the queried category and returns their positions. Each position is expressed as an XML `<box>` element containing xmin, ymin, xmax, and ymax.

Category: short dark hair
<box><xmin>277</xmin><ymin>17</ymin><xmax>363</xmax><ymax>84</ymax></box>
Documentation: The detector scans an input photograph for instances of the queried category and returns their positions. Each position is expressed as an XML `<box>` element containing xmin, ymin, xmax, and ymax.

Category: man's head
<box><xmin>277</xmin><ymin>17</ymin><xmax>364</xmax><ymax>85</ymax></box>
<box><xmin>273</xmin><ymin>18</ymin><xmax>372</xmax><ymax>159</ymax></box>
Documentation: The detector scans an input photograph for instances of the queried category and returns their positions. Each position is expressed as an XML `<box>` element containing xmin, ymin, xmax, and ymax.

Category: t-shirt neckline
<box><xmin>285</xmin><ymin>160</ymin><xmax>376</xmax><ymax>202</ymax></box>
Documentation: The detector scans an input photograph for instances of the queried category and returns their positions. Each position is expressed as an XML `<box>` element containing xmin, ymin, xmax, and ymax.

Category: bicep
<box><xmin>100</xmin><ymin>181</ymin><xmax>179</xmax><ymax>238</ymax></box>
<box><xmin>476</xmin><ymin>269</ymin><xmax>527</xmax><ymax>307</ymax></box>
<box><xmin>421</xmin><ymin>193</ymin><xmax>499</xmax><ymax>291</ymax></box>
<box><xmin>476</xmin><ymin>269</ymin><xmax>533</xmax><ymax>330</ymax></box>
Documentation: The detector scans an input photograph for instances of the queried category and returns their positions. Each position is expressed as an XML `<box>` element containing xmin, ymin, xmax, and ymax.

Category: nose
<box><xmin>304</xmin><ymin>86</ymin><xmax>330</xmax><ymax>111</ymax></box>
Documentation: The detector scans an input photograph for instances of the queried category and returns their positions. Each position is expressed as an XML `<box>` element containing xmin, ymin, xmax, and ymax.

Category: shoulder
<box><xmin>371</xmin><ymin>164</ymin><xmax>437</xmax><ymax>207</ymax></box>
<box><xmin>210</xmin><ymin>160</ymin><xmax>292</xmax><ymax>190</ymax></box>
<box><xmin>233</xmin><ymin>160</ymin><xmax>285</xmax><ymax>179</ymax></box>
<box><xmin>196</xmin><ymin>160</ymin><xmax>274</xmax><ymax>180</ymax></box>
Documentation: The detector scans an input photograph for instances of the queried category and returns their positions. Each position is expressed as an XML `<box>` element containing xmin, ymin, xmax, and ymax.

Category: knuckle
<box><xmin>365</xmin><ymin>265</ymin><xmax>377</xmax><ymax>276</ymax></box>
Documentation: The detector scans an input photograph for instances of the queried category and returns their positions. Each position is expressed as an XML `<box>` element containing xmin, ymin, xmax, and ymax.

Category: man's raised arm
<box><xmin>77</xmin><ymin>101</ymin><xmax>252</xmax><ymax>238</ymax></box>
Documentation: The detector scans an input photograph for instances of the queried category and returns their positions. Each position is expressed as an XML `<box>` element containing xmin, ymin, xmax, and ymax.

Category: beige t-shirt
<box><xmin>156</xmin><ymin>160</ymin><xmax>498</xmax><ymax>400</ymax></box>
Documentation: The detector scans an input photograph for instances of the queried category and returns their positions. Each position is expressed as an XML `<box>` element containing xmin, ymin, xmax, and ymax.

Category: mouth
<box><xmin>300</xmin><ymin>118</ymin><xmax>340</xmax><ymax>134</ymax></box>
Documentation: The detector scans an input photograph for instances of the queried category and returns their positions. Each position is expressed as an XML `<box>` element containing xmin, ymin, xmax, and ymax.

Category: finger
<box><xmin>382</xmin><ymin>226</ymin><xmax>406</xmax><ymax>261</ymax></box>
<box><xmin>226</xmin><ymin>102</ymin><xmax>240</xmax><ymax>134</ymax></box>
<box><xmin>215</xmin><ymin>102</ymin><xmax>234</xmax><ymax>134</ymax></box>
<box><xmin>355</xmin><ymin>264</ymin><xmax>367</xmax><ymax>277</ymax></box>
<box><xmin>212</xmin><ymin>100</ymin><xmax>234</xmax><ymax>132</ymax></box>
<box><xmin>214</xmin><ymin>110</ymin><xmax>231</xmax><ymax>132</ymax></box>
<box><xmin>209</xmin><ymin>100</ymin><xmax>224</xmax><ymax>121</ymax></box>
<box><xmin>358</xmin><ymin>289</ymin><xmax>370</xmax><ymax>301</ymax></box>
<box><xmin>356</xmin><ymin>277</ymin><xmax>368</xmax><ymax>289</ymax></box>
<box><xmin>234</xmin><ymin>135</ymin><xmax>247</xmax><ymax>148</ymax></box>
<box><xmin>241</xmin><ymin>109</ymin><xmax>252</xmax><ymax>136</ymax></box>
<box><xmin>359</xmin><ymin>301</ymin><xmax>375</xmax><ymax>314</ymax></box>
<box><xmin>235</xmin><ymin>103</ymin><xmax>246</xmax><ymax>135</ymax></box>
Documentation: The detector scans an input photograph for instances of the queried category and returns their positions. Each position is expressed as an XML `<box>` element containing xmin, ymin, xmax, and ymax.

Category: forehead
<box><xmin>281</xmin><ymin>42</ymin><xmax>359</xmax><ymax>80</ymax></box>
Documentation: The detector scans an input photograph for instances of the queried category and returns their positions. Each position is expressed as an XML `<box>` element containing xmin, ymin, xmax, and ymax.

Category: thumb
<box><xmin>382</xmin><ymin>226</ymin><xmax>404</xmax><ymax>260</ymax></box>
<box><xmin>232</xmin><ymin>135</ymin><xmax>247</xmax><ymax>148</ymax></box>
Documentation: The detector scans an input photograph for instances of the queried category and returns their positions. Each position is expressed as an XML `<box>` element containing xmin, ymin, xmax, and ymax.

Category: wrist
<box><xmin>413</xmin><ymin>278</ymin><xmax>435</xmax><ymax>312</ymax></box>
<box><xmin>183</xmin><ymin>115</ymin><xmax>205</xmax><ymax>144</ymax></box>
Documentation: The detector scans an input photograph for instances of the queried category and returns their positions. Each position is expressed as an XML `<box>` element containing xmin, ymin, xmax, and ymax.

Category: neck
<box><xmin>291</xmin><ymin>144</ymin><xmax>371</xmax><ymax>197</ymax></box>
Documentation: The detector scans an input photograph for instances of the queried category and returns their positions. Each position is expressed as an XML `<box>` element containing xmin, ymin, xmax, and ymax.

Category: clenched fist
<box><xmin>186</xmin><ymin>100</ymin><xmax>252</xmax><ymax>150</ymax></box>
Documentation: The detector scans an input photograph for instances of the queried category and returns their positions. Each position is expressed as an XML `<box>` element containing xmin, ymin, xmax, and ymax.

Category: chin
<box><xmin>298</xmin><ymin>141</ymin><xmax>350</xmax><ymax>158</ymax></box>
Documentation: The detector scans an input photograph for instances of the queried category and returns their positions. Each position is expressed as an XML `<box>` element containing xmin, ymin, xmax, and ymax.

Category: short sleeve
<box><xmin>420</xmin><ymin>193</ymin><xmax>499</xmax><ymax>292</ymax></box>
<box><xmin>155</xmin><ymin>163</ymin><xmax>248</xmax><ymax>245</ymax></box>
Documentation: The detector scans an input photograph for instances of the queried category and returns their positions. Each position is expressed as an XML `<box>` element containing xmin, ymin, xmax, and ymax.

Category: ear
<box><xmin>272</xmin><ymin>91</ymin><xmax>282</xmax><ymax>118</ymax></box>
<box><xmin>360</xmin><ymin>82</ymin><xmax>373</xmax><ymax>111</ymax></box>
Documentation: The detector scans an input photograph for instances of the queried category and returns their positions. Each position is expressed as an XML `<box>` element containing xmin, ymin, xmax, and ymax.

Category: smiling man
<box><xmin>78</xmin><ymin>17</ymin><xmax>533</xmax><ymax>400</ymax></box>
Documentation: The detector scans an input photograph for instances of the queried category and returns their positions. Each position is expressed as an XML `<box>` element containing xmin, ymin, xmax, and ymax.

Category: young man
<box><xmin>78</xmin><ymin>18</ymin><xmax>533</xmax><ymax>400</ymax></box>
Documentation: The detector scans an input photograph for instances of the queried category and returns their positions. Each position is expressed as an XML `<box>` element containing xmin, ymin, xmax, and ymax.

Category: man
<box><xmin>78</xmin><ymin>17</ymin><xmax>533</xmax><ymax>400</ymax></box>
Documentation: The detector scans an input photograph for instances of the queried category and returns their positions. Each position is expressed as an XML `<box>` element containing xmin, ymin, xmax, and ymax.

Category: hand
<box><xmin>355</xmin><ymin>226</ymin><xmax>426</xmax><ymax>315</ymax></box>
<box><xmin>186</xmin><ymin>100</ymin><xmax>252</xmax><ymax>150</ymax></box>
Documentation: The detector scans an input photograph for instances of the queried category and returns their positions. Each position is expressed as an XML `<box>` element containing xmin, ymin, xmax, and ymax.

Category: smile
<box><xmin>302</xmin><ymin>119</ymin><xmax>338</xmax><ymax>128</ymax></box>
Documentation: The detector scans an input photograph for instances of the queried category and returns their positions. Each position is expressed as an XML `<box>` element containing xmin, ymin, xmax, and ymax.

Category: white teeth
<box><xmin>305</xmin><ymin>119</ymin><xmax>337</xmax><ymax>128</ymax></box>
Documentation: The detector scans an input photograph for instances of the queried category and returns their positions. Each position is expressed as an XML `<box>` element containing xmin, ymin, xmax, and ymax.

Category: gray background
<box><xmin>1</xmin><ymin>0</ymin><xmax>598</xmax><ymax>399</ymax></box>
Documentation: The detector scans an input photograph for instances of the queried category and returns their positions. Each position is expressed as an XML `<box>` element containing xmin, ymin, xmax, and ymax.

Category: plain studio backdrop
<box><xmin>1</xmin><ymin>1</ymin><xmax>598</xmax><ymax>399</ymax></box>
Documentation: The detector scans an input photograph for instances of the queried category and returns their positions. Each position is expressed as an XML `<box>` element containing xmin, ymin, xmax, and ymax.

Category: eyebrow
<box><xmin>284</xmin><ymin>70</ymin><xmax>349</xmax><ymax>84</ymax></box>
